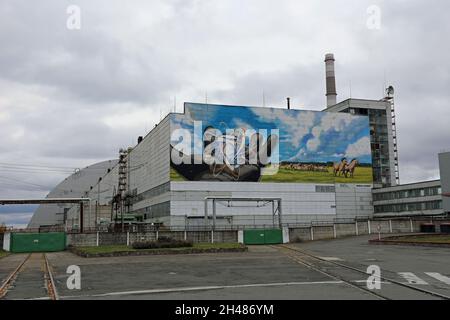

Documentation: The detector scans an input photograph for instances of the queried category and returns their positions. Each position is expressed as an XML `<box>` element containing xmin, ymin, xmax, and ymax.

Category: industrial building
<box><xmin>27</xmin><ymin>160</ymin><xmax>117</xmax><ymax>229</ymax></box>
<box><xmin>60</xmin><ymin>102</ymin><xmax>374</xmax><ymax>230</ymax></box>
<box><xmin>27</xmin><ymin>54</ymin><xmax>449</xmax><ymax>230</ymax></box>
<box><xmin>372</xmin><ymin>152</ymin><xmax>450</xmax><ymax>218</ymax></box>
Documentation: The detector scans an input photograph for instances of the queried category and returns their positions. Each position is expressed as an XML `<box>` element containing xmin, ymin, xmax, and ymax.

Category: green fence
<box><xmin>10</xmin><ymin>232</ymin><xmax>66</xmax><ymax>253</ymax></box>
<box><xmin>243</xmin><ymin>229</ymin><xmax>283</xmax><ymax>245</ymax></box>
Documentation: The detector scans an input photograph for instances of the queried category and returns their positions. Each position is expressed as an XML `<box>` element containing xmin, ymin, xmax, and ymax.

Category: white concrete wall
<box><xmin>130</xmin><ymin>117</ymin><xmax>171</xmax><ymax>204</ymax></box>
<box><xmin>169</xmin><ymin>181</ymin><xmax>338</xmax><ymax>227</ymax></box>
<box><xmin>335</xmin><ymin>184</ymin><xmax>374</xmax><ymax>219</ymax></box>
<box><xmin>439</xmin><ymin>152</ymin><xmax>450</xmax><ymax>213</ymax></box>
<box><xmin>171</xmin><ymin>181</ymin><xmax>336</xmax><ymax>213</ymax></box>
<box><xmin>3</xmin><ymin>232</ymin><xmax>10</xmax><ymax>251</ymax></box>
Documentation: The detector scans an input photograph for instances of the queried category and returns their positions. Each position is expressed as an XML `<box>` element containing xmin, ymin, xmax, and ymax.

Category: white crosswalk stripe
<box><xmin>398</xmin><ymin>272</ymin><xmax>428</xmax><ymax>285</ymax></box>
<box><xmin>425</xmin><ymin>272</ymin><xmax>450</xmax><ymax>285</ymax></box>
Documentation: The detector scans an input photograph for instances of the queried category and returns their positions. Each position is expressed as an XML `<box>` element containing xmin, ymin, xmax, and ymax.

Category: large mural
<box><xmin>170</xmin><ymin>103</ymin><xmax>373</xmax><ymax>183</ymax></box>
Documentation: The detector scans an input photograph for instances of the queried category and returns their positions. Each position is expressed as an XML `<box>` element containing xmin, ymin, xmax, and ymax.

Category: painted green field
<box><xmin>171</xmin><ymin>166</ymin><xmax>373</xmax><ymax>184</ymax></box>
<box><xmin>262</xmin><ymin>167</ymin><xmax>373</xmax><ymax>184</ymax></box>
<box><xmin>170</xmin><ymin>167</ymin><xmax>185</xmax><ymax>181</ymax></box>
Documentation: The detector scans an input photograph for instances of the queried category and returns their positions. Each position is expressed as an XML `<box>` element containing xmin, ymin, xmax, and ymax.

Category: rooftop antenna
<box><xmin>174</xmin><ymin>95</ymin><xmax>177</xmax><ymax>113</ymax></box>
<box><xmin>262</xmin><ymin>90</ymin><xmax>266</xmax><ymax>108</ymax></box>
<box><xmin>349</xmin><ymin>80</ymin><xmax>352</xmax><ymax>98</ymax></box>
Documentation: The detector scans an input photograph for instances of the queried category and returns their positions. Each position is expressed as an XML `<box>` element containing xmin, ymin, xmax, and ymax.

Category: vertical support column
<box><xmin>211</xmin><ymin>229</ymin><xmax>214</xmax><ymax>244</ymax></box>
<box><xmin>278</xmin><ymin>199</ymin><xmax>283</xmax><ymax>228</ymax></box>
<box><xmin>212</xmin><ymin>199</ymin><xmax>216</xmax><ymax>231</ymax></box>
<box><xmin>238</xmin><ymin>230</ymin><xmax>244</xmax><ymax>244</ymax></box>
<box><xmin>368</xmin><ymin>220</ymin><xmax>371</xmax><ymax>235</ymax></box>
<box><xmin>79</xmin><ymin>202</ymin><xmax>84</xmax><ymax>234</ymax></box>
<box><xmin>156</xmin><ymin>230</ymin><xmax>159</xmax><ymax>241</ymax></box>
<box><xmin>282</xmin><ymin>227</ymin><xmax>289</xmax><ymax>244</ymax></box>
<box><xmin>184</xmin><ymin>230</ymin><xmax>187</xmax><ymax>241</ymax></box>
<box><xmin>310</xmin><ymin>226</ymin><xmax>314</xmax><ymax>241</ymax></box>
<box><xmin>410</xmin><ymin>218</ymin><xmax>414</xmax><ymax>233</ymax></box>
<box><xmin>89</xmin><ymin>200</ymin><xmax>92</xmax><ymax>231</ymax></box>
<box><xmin>389</xmin><ymin>220</ymin><xmax>393</xmax><ymax>233</ymax></box>
<box><xmin>355</xmin><ymin>221</ymin><xmax>359</xmax><ymax>236</ymax></box>
<box><xmin>204</xmin><ymin>198</ymin><xmax>209</xmax><ymax>227</ymax></box>
<box><xmin>333</xmin><ymin>224</ymin><xmax>337</xmax><ymax>238</ymax></box>
<box><xmin>127</xmin><ymin>231</ymin><xmax>130</xmax><ymax>246</ymax></box>
<box><xmin>96</xmin><ymin>232</ymin><xmax>99</xmax><ymax>247</ymax></box>
<box><xmin>272</xmin><ymin>201</ymin><xmax>275</xmax><ymax>228</ymax></box>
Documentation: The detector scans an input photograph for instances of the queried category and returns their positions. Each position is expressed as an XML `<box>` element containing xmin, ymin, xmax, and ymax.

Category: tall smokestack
<box><xmin>325</xmin><ymin>53</ymin><xmax>337</xmax><ymax>107</ymax></box>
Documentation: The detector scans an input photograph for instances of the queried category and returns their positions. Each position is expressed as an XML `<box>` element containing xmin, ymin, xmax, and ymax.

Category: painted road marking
<box><xmin>425</xmin><ymin>273</ymin><xmax>450</xmax><ymax>285</ymax></box>
<box><xmin>318</xmin><ymin>257</ymin><xmax>344</xmax><ymax>261</ymax></box>
<box><xmin>397</xmin><ymin>273</ymin><xmax>428</xmax><ymax>285</ymax></box>
<box><xmin>53</xmin><ymin>280</ymin><xmax>375</xmax><ymax>299</ymax></box>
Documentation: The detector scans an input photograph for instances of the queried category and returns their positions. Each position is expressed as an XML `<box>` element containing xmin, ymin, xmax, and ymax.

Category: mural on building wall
<box><xmin>170</xmin><ymin>103</ymin><xmax>373</xmax><ymax>183</ymax></box>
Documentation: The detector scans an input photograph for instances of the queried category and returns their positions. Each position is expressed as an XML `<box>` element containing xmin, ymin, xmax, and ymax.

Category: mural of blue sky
<box><xmin>171</xmin><ymin>103</ymin><xmax>372</xmax><ymax>164</ymax></box>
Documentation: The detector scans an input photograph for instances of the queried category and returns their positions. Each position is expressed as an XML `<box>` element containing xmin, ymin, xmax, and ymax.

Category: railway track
<box><xmin>273</xmin><ymin>244</ymin><xmax>450</xmax><ymax>300</ymax></box>
<box><xmin>0</xmin><ymin>253</ymin><xmax>59</xmax><ymax>300</ymax></box>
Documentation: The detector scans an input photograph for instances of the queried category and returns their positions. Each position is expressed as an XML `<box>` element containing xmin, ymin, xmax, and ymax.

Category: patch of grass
<box><xmin>193</xmin><ymin>242</ymin><xmax>245</xmax><ymax>249</ymax></box>
<box><xmin>0</xmin><ymin>250</ymin><xmax>9</xmax><ymax>258</ymax></box>
<box><xmin>133</xmin><ymin>239</ymin><xmax>193</xmax><ymax>249</ymax></box>
<box><xmin>388</xmin><ymin>234</ymin><xmax>450</xmax><ymax>244</ymax></box>
<box><xmin>73</xmin><ymin>242</ymin><xmax>245</xmax><ymax>255</ymax></box>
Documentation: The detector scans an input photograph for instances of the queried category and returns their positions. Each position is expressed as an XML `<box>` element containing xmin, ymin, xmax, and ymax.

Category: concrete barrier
<box><xmin>67</xmin><ymin>219</ymin><xmax>450</xmax><ymax>247</ymax></box>
<box><xmin>67</xmin><ymin>230</ymin><xmax>238</xmax><ymax>247</ymax></box>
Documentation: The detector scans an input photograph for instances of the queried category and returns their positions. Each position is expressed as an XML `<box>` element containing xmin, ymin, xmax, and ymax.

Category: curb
<box><xmin>69</xmin><ymin>247</ymin><xmax>248</xmax><ymax>258</ymax></box>
<box><xmin>369</xmin><ymin>235</ymin><xmax>450</xmax><ymax>248</ymax></box>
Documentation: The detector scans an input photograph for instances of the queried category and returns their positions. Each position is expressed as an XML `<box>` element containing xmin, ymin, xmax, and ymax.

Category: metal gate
<box><xmin>243</xmin><ymin>229</ymin><xmax>283</xmax><ymax>245</ymax></box>
<box><xmin>9</xmin><ymin>232</ymin><xmax>66</xmax><ymax>253</ymax></box>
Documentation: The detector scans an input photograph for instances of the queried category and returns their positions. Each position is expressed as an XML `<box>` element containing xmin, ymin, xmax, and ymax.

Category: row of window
<box><xmin>131</xmin><ymin>182</ymin><xmax>170</xmax><ymax>205</ymax></box>
<box><xmin>374</xmin><ymin>200</ymin><xmax>443</xmax><ymax>213</ymax></box>
<box><xmin>134</xmin><ymin>201</ymin><xmax>171</xmax><ymax>219</ymax></box>
<box><xmin>315</xmin><ymin>186</ymin><xmax>336</xmax><ymax>193</ymax></box>
<box><xmin>373</xmin><ymin>186</ymin><xmax>442</xmax><ymax>201</ymax></box>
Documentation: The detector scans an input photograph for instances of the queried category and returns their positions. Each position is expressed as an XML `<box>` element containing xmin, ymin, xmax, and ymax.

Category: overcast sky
<box><xmin>1</xmin><ymin>0</ymin><xmax>450</xmax><ymax>226</ymax></box>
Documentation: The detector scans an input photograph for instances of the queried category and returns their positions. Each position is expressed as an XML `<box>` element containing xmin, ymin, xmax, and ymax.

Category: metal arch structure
<box><xmin>0</xmin><ymin>198</ymin><xmax>92</xmax><ymax>233</ymax></box>
<box><xmin>204</xmin><ymin>196</ymin><xmax>282</xmax><ymax>229</ymax></box>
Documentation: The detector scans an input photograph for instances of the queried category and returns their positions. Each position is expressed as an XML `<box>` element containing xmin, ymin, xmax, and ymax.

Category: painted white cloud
<box><xmin>251</xmin><ymin>108</ymin><xmax>316</xmax><ymax>148</ymax></box>
<box><xmin>306</xmin><ymin>112</ymin><xmax>358</xmax><ymax>152</ymax></box>
<box><xmin>345</xmin><ymin>136</ymin><xmax>371</xmax><ymax>158</ymax></box>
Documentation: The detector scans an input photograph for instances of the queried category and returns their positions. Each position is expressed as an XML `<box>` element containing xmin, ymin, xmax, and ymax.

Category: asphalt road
<box><xmin>1</xmin><ymin>235</ymin><xmax>449</xmax><ymax>300</ymax></box>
